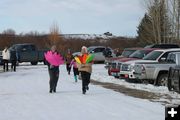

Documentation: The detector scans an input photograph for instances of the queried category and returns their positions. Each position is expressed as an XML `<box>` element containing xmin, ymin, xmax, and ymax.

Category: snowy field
<box><xmin>0</xmin><ymin>64</ymin><xmax>165</xmax><ymax>120</ymax></box>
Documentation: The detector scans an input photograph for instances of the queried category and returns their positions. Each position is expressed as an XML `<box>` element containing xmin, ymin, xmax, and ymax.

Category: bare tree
<box><xmin>167</xmin><ymin>0</ymin><xmax>180</xmax><ymax>42</ymax></box>
<box><xmin>2</xmin><ymin>28</ymin><xmax>16</xmax><ymax>35</ymax></box>
<box><xmin>47</xmin><ymin>22</ymin><xmax>63</xmax><ymax>51</ymax></box>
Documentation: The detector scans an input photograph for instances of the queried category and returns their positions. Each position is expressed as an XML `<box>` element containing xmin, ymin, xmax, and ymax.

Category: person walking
<box><xmin>65</xmin><ymin>49</ymin><xmax>73</xmax><ymax>75</ymax></box>
<box><xmin>2</xmin><ymin>47</ymin><xmax>10</xmax><ymax>72</ymax></box>
<box><xmin>10</xmin><ymin>50</ymin><xmax>17</xmax><ymax>72</ymax></box>
<box><xmin>44</xmin><ymin>45</ymin><xmax>63</xmax><ymax>93</ymax></box>
<box><xmin>77</xmin><ymin>46</ymin><xmax>92</xmax><ymax>94</ymax></box>
<box><xmin>69</xmin><ymin>57</ymin><xmax>79</xmax><ymax>82</ymax></box>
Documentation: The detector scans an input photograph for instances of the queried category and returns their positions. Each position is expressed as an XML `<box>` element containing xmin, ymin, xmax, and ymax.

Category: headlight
<box><xmin>141</xmin><ymin>65</ymin><xmax>146</xmax><ymax>74</ymax></box>
<box><xmin>127</xmin><ymin>65</ymin><xmax>134</xmax><ymax>71</ymax></box>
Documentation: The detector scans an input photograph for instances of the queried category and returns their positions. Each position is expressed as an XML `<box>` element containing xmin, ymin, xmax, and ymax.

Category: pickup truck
<box><xmin>9</xmin><ymin>43</ymin><xmax>47</xmax><ymax>65</ymax></box>
<box><xmin>120</xmin><ymin>48</ymin><xmax>180</xmax><ymax>84</ymax></box>
<box><xmin>133</xmin><ymin>50</ymin><xmax>180</xmax><ymax>86</ymax></box>
<box><xmin>109</xmin><ymin>48</ymin><xmax>158</xmax><ymax>78</ymax></box>
<box><xmin>104</xmin><ymin>47</ymin><xmax>141</xmax><ymax>70</ymax></box>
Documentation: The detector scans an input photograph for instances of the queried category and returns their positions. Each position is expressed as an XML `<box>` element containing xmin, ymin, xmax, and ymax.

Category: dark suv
<box><xmin>145</xmin><ymin>44</ymin><xmax>179</xmax><ymax>49</ymax></box>
<box><xmin>9</xmin><ymin>43</ymin><xmax>47</xmax><ymax>65</ymax></box>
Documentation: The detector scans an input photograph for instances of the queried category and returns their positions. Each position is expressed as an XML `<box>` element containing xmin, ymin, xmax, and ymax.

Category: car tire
<box><xmin>31</xmin><ymin>62</ymin><xmax>38</xmax><ymax>65</ymax></box>
<box><xmin>157</xmin><ymin>74</ymin><xmax>168</xmax><ymax>86</ymax></box>
<box><xmin>114</xmin><ymin>76</ymin><xmax>119</xmax><ymax>79</ymax></box>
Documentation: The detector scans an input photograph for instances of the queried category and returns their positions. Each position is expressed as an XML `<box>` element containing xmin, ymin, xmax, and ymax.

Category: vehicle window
<box><xmin>166</xmin><ymin>54</ymin><xmax>176</xmax><ymax>63</ymax></box>
<box><xmin>160</xmin><ymin>52</ymin><xmax>169</xmax><ymax>59</ymax></box>
<box><xmin>129</xmin><ymin>50</ymin><xmax>150</xmax><ymax>59</ymax></box>
<box><xmin>21</xmin><ymin>45</ymin><xmax>31</xmax><ymax>51</ymax></box>
<box><xmin>10</xmin><ymin>45</ymin><xmax>16</xmax><ymax>50</ymax></box>
<box><xmin>99</xmin><ymin>48</ymin><xmax>105</xmax><ymax>52</ymax></box>
<box><xmin>30</xmin><ymin>45</ymin><xmax>36</xmax><ymax>51</ymax></box>
<box><xmin>143</xmin><ymin>51</ymin><xmax>163</xmax><ymax>60</ymax></box>
<box><xmin>94</xmin><ymin>48</ymin><xmax>105</xmax><ymax>53</ymax></box>
<box><xmin>121</xmin><ymin>50</ymin><xmax>136</xmax><ymax>57</ymax></box>
<box><xmin>87</xmin><ymin>48</ymin><xmax>94</xmax><ymax>53</ymax></box>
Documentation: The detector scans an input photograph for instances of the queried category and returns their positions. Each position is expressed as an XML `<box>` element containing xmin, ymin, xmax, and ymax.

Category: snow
<box><xmin>62</xmin><ymin>34</ymin><xmax>116</xmax><ymax>40</ymax></box>
<box><xmin>0</xmin><ymin>64</ymin><xmax>165</xmax><ymax>120</ymax></box>
<box><xmin>91</xmin><ymin>64</ymin><xmax>180</xmax><ymax>105</ymax></box>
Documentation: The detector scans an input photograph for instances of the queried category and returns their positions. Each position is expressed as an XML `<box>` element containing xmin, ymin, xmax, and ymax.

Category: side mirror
<box><xmin>160</xmin><ymin>57</ymin><xmax>166</xmax><ymax>62</ymax></box>
<box><xmin>90</xmin><ymin>51</ymin><xmax>94</xmax><ymax>53</ymax></box>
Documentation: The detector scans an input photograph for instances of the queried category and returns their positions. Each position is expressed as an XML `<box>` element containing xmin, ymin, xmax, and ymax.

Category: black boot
<box><xmin>86</xmin><ymin>86</ymin><xmax>89</xmax><ymax>90</ymax></box>
<box><xmin>82</xmin><ymin>87</ymin><xmax>86</xmax><ymax>94</ymax></box>
<box><xmin>82</xmin><ymin>90</ymin><xmax>86</xmax><ymax>94</ymax></box>
<box><xmin>53</xmin><ymin>88</ymin><xmax>56</xmax><ymax>93</ymax></box>
<box><xmin>49</xmin><ymin>89</ymin><xmax>53</xmax><ymax>93</ymax></box>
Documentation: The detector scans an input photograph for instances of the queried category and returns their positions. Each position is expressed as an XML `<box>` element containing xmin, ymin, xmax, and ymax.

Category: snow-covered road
<box><xmin>0</xmin><ymin>64</ymin><xmax>164</xmax><ymax>120</ymax></box>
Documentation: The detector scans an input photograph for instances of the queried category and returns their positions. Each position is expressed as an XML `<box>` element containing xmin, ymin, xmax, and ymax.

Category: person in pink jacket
<box><xmin>69</xmin><ymin>57</ymin><xmax>79</xmax><ymax>82</ymax></box>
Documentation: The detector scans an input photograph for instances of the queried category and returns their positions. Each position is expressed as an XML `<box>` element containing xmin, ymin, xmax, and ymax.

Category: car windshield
<box><xmin>121</xmin><ymin>50</ymin><xmax>136</xmax><ymax>57</ymax></box>
<box><xmin>129</xmin><ymin>50</ymin><xmax>150</xmax><ymax>59</ymax></box>
<box><xmin>143</xmin><ymin>51</ymin><xmax>163</xmax><ymax>60</ymax></box>
<box><xmin>9</xmin><ymin>45</ymin><xmax>20</xmax><ymax>51</ymax></box>
<box><xmin>87</xmin><ymin>47</ymin><xmax>95</xmax><ymax>53</ymax></box>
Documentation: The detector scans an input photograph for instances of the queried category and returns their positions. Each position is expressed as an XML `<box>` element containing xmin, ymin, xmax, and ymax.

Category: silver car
<box><xmin>73</xmin><ymin>46</ymin><xmax>115</xmax><ymax>62</ymax></box>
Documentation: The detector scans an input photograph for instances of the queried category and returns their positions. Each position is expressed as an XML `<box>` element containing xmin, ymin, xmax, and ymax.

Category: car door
<box><xmin>19</xmin><ymin>45</ymin><xmax>38</xmax><ymax>62</ymax></box>
<box><xmin>92</xmin><ymin>47</ymin><xmax>105</xmax><ymax>62</ymax></box>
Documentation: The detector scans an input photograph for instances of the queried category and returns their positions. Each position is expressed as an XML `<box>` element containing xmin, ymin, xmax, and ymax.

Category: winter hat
<box><xmin>51</xmin><ymin>45</ymin><xmax>57</xmax><ymax>52</ymax></box>
<box><xmin>81</xmin><ymin>46</ymin><xmax>88</xmax><ymax>54</ymax></box>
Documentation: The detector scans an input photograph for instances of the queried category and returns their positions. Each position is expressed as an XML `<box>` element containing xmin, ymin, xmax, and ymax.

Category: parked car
<box><xmin>109</xmin><ymin>48</ymin><xmax>158</xmax><ymax>78</ymax></box>
<box><xmin>127</xmin><ymin>49</ymin><xmax>180</xmax><ymax>85</ymax></box>
<box><xmin>9</xmin><ymin>43</ymin><xmax>47</xmax><ymax>65</ymax></box>
<box><xmin>73</xmin><ymin>46</ymin><xmax>115</xmax><ymax>63</ymax></box>
<box><xmin>105</xmin><ymin>47</ymin><xmax>141</xmax><ymax>70</ymax></box>
<box><xmin>145</xmin><ymin>44</ymin><xmax>179</xmax><ymax>49</ymax></box>
<box><xmin>88</xmin><ymin>46</ymin><xmax>115</xmax><ymax>62</ymax></box>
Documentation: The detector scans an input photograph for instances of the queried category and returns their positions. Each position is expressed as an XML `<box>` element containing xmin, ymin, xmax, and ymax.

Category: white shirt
<box><xmin>2</xmin><ymin>48</ymin><xmax>10</xmax><ymax>60</ymax></box>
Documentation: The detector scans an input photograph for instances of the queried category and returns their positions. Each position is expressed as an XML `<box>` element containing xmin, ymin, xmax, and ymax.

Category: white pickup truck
<box><xmin>134</xmin><ymin>51</ymin><xmax>180</xmax><ymax>86</ymax></box>
<box><xmin>119</xmin><ymin>48</ymin><xmax>180</xmax><ymax>83</ymax></box>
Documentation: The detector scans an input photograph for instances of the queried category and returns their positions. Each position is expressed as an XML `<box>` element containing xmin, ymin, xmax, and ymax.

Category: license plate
<box><xmin>112</xmin><ymin>72</ymin><xmax>117</xmax><ymax>76</ymax></box>
<box><xmin>125</xmin><ymin>74</ymin><xmax>129</xmax><ymax>78</ymax></box>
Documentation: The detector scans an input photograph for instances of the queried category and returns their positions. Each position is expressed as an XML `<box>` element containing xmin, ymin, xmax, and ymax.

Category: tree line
<box><xmin>0</xmin><ymin>28</ymin><xmax>138</xmax><ymax>55</ymax></box>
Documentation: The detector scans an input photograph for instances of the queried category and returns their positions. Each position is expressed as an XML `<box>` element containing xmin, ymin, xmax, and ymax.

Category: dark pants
<box><xmin>73</xmin><ymin>67</ymin><xmax>79</xmax><ymax>76</ymax></box>
<box><xmin>11</xmin><ymin>60</ymin><xmax>16</xmax><ymax>72</ymax></box>
<box><xmin>66</xmin><ymin>63</ymin><xmax>71</xmax><ymax>74</ymax></box>
<box><xmin>3</xmin><ymin>60</ymin><xmax>9</xmax><ymax>72</ymax></box>
<box><xmin>81</xmin><ymin>71</ymin><xmax>91</xmax><ymax>92</ymax></box>
<box><xmin>48</xmin><ymin>69</ymin><xmax>59</xmax><ymax>92</ymax></box>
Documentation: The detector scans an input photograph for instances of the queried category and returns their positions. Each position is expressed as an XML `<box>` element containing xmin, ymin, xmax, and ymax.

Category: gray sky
<box><xmin>0</xmin><ymin>0</ymin><xmax>145</xmax><ymax>36</ymax></box>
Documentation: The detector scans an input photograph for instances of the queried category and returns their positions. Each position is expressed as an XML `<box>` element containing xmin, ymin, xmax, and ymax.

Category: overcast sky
<box><xmin>0</xmin><ymin>0</ymin><xmax>145</xmax><ymax>36</ymax></box>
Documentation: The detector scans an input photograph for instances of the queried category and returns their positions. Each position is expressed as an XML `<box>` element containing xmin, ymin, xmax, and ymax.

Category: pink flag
<box><xmin>44</xmin><ymin>51</ymin><xmax>64</xmax><ymax>66</ymax></box>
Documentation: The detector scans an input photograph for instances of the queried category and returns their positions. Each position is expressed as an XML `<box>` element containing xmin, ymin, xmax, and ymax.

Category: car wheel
<box><xmin>114</xmin><ymin>76</ymin><xmax>119</xmax><ymax>79</ymax></box>
<box><xmin>31</xmin><ymin>62</ymin><xmax>38</xmax><ymax>65</ymax></box>
<box><xmin>157</xmin><ymin>74</ymin><xmax>168</xmax><ymax>86</ymax></box>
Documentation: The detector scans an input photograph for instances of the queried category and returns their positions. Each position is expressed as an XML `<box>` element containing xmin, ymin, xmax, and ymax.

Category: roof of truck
<box><xmin>153</xmin><ymin>48</ymin><xmax>180</xmax><ymax>52</ymax></box>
